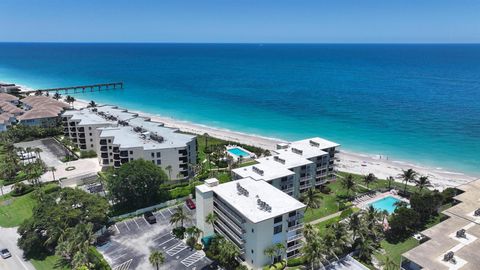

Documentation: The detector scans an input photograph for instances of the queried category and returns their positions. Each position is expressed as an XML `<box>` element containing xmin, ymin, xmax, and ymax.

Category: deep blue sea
<box><xmin>0</xmin><ymin>43</ymin><xmax>479</xmax><ymax>175</ymax></box>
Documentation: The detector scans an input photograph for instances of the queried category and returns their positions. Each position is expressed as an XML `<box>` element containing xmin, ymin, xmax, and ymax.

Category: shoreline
<box><xmin>71</xmin><ymin>98</ymin><xmax>478</xmax><ymax>190</ymax></box>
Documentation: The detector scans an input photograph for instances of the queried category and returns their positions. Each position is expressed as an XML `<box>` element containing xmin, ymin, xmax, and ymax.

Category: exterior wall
<box><xmin>195</xmin><ymin>188</ymin><xmax>214</xmax><ymax>237</ymax></box>
<box><xmin>0</xmin><ymin>123</ymin><xmax>6</xmax><ymax>132</ymax></box>
<box><xmin>62</xmin><ymin>116</ymin><xmax>112</xmax><ymax>151</ymax></box>
<box><xmin>20</xmin><ymin>116</ymin><xmax>59</xmax><ymax>127</ymax></box>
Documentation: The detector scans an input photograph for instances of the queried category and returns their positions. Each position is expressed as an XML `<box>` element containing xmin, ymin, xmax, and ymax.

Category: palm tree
<box><xmin>34</xmin><ymin>147</ymin><xmax>43</xmax><ymax>161</ymax></box>
<box><xmin>363</xmin><ymin>173</ymin><xmax>376</xmax><ymax>189</ymax></box>
<box><xmin>273</xmin><ymin>243</ymin><xmax>286</xmax><ymax>263</ymax></box>
<box><xmin>415</xmin><ymin>175</ymin><xmax>431</xmax><ymax>193</ymax></box>
<box><xmin>399</xmin><ymin>169</ymin><xmax>417</xmax><ymax>195</ymax></box>
<box><xmin>264</xmin><ymin>246</ymin><xmax>276</xmax><ymax>265</ymax></box>
<box><xmin>205</xmin><ymin>212</ymin><xmax>217</xmax><ymax>229</ymax></box>
<box><xmin>165</xmin><ymin>165</ymin><xmax>172</xmax><ymax>179</ymax></box>
<box><xmin>203</xmin><ymin>133</ymin><xmax>209</xmax><ymax>149</ymax></box>
<box><xmin>186</xmin><ymin>226</ymin><xmax>203</xmax><ymax>244</ymax></box>
<box><xmin>149</xmin><ymin>250</ymin><xmax>165</xmax><ymax>270</ymax></box>
<box><xmin>35</xmin><ymin>90</ymin><xmax>43</xmax><ymax>96</ymax></box>
<box><xmin>382</xmin><ymin>256</ymin><xmax>399</xmax><ymax>270</ymax></box>
<box><xmin>387</xmin><ymin>176</ymin><xmax>395</xmax><ymax>190</ymax></box>
<box><xmin>50</xmin><ymin>167</ymin><xmax>57</xmax><ymax>182</ymax></box>
<box><xmin>169</xmin><ymin>205</ymin><xmax>189</xmax><ymax>228</ymax></box>
<box><xmin>348</xmin><ymin>212</ymin><xmax>362</xmax><ymax>241</ymax></box>
<box><xmin>301</xmin><ymin>188</ymin><xmax>322</xmax><ymax>213</ymax></box>
<box><xmin>341</xmin><ymin>174</ymin><xmax>356</xmax><ymax>197</ymax></box>
<box><xmin>53</xmin><ymin>92</ymin><xmax>61</xmax><ymax>100</ymax></box>
<box><xmin>356</xmin><ymin>238</ymin><xmax>376</xmax><ymax>264</ymax></box>
<box><xmin>303</xmin><ymin>236</ymin><xmax>327</xmax><ymax>270</ymax></box>
<box><xmin>303</xmin><ymin>223</ymin><xmax>317</xmax><ymax>242</ymax></box>
<box><xmin>218</xmin><ymin>239</ymin><xmax>240</xmax><ymax>268</ymax></box>
<box><xmin>87</xmin><ymin>100</ymin><xmax>97</xmax><ymax>108</ymax></box>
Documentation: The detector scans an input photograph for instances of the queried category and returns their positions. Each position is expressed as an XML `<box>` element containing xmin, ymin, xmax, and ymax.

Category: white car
<box><xmin>0</xmin><ymin>249</ymin><xmax>11</xmax><ymax>259</ymax></box>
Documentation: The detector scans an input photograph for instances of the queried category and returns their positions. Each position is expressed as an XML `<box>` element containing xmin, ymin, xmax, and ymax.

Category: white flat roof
<box><xmin>62</xmin><ymin>109</ymin><xmax>112</xmax><ymax>126</ymax></box>
<box><xmin>94</xmin><ymin>105</ymin><xmax>138</xmax><ymax>121</ymax></box>
<box><xmin>291</xmin><ymin>137</ymin><xmax>340</xmax><ymax>150</ymax></box>
<box><xmin>257</xmin><ymin>150</ymin><xmax>313</xmax><ymax>169</ymax></box>
<box><xmin>287</xmin><ymin>139</ymin><xmax>329</xmax><ymax>159</ymax></box>
<box><xmin>232</xmin><ymin>161</ymin><xmax>294</xmax><ymax>181</ymax></box>
<box><xmin>204</xmin><ymin>177</ymin><xmax>305</xmax><ymax>223</ymax></box>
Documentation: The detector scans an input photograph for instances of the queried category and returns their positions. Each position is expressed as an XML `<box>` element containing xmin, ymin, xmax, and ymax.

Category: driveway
<box><xmin>98</xmin><ymin>204</ymin><xmax>214</xmax><ymax>270</ymax></box>
<box><xmin>15</xmin><ymin>138</ymin><xmax>66</xmax><ymax>167</ymax></box>
<box><xmin>0</xmin><ymin>227</ymin><xmax>36</xmax><ymax>270</ymax></box>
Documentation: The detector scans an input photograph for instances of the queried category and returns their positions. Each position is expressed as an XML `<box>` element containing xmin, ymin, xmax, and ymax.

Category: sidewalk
<box><xmin>308</xmin><ymin>211</ymin><xmax>342</xmax><ymax>225</ymax></box>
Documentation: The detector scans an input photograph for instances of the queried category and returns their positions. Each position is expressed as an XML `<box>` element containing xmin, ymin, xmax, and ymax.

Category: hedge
<box><xmin>287</xmin><ymin>256</ymin><xmax>306</xmax><ymax>267</ymax></box>
<box><xmin>88</xmin><ymin>247</ymin><xmax>111</xmax><ymax>270</ymax></box>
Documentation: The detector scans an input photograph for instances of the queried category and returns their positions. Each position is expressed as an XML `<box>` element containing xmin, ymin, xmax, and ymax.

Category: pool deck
<box><xmin>225</xmin><ymin>145</ymin><xmax>256</xmax><ymax>161</ymax></box>
<box><xmin>355</xmin><ymin>191</ymin><xmax>409</xmax><ymax>210</ymax></box>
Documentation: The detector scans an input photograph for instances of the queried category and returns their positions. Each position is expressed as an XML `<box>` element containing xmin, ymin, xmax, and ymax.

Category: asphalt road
<box><xmin>0</xmin><ymin>227</ymin><xmax>36</xmax><ymax>270</ymax></box>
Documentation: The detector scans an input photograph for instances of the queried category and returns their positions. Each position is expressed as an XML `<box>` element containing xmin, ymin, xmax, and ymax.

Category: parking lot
<box><xmin>98</xmin><ymin>204</ymin><xmax>214</xmax><ymax>270</ymax></box>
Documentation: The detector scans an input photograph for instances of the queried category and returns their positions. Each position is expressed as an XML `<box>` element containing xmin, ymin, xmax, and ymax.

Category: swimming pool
<box><xmin>227</xmin><ymin>147</ymin><xmax>250</xmax><ymax>157</ymax></box>
<box><xmin>368</xmin><ymin>196</ymin><xmax>403</xmax><ymax>214</ymax></box>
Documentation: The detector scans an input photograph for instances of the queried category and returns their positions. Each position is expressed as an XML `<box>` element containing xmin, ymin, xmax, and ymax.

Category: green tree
<box><xmin>217</xmin><ymin>238</ymin><xmax>240</xmax><ymax>270</ymax></box>
<box><xmin>263</xmin><ymin>246</ymin><xmax>276</xmax><ymax>265</ymax></box>
<box><xmin>387</xmin><ymin>176</ymin><xmax>395</xmax><ymax>190</ymax></box>
<box><xmin>363</xmin><ymin>173</ymin><xmax>376</xmax><ymax>189</ymax></box>
<box><xmin>186</xmin><ymin>226</ymin><xmax>202</xmax><ymax>248</ymax></box>
<box><xmin>149</xmin><ymin>250</ymin><xmax>165</xmax><ymax>270</ymax></box>
<box><xmin>388</xmin><ymin>206</ymin><xmax>420</xmax><ymax>240</ymax></box>
<box><xmin>300</xmin><ymin>188</ymin><xmax>322</xmax><ymax>213</ymax></box>
<box><xmin>303</xmin><ymin>233</ymin><xmax>327</xmax><ymax>270</ymax></box>
<box><xmin>53</xmin><ymin>92</ymin><xmax>61</xmax><ymax>100</ymax></box>
<box><xmin>56</xmin><ymin>223</ymin><xmax>95</xmax><ymax>269</ymax></box>
<box><xmin>415</xmin><ymin>175</ymin><xmax>431</xmax><ymax>193</ymax></box>
<box><xmin>341</xmin><ymin>174</ymin><xmax>356</xmax><ymax>197</ymax></box>
<box><xmin>400</xmin><ymin>169</ymin><xmax>417</xmax><ymax>195</ymax></box>
<box><xmin>205</xmin><ymin>212</ymin><xmax>217</xmax><ymax>226</ymax></box>
<box><xmin>106</xmin><ymin>159</ymin><xmax>168</xmax><ymax>210</ymax></box>
<box><xmin>87</xmin><ymin>100</ymin><xmax>97</xmax><ymax>108</ymax></box>
<box><xmin>170</xmin><ymin>205</ymin><xmax>189</xmax><ymax>228</ymax></box>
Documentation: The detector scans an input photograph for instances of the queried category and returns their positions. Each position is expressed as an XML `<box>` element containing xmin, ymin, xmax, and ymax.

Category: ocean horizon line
<box><xmin>2</xmin><ymin>41</ymin><xmax>480</xmax><ymax>45</ymax></box>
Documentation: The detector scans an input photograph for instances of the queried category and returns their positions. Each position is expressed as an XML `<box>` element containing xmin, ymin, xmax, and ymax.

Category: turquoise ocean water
<box><xmin>0</xmin><ymin>43</ymin><xmax>479</xmax><ymax>176</ymax></box>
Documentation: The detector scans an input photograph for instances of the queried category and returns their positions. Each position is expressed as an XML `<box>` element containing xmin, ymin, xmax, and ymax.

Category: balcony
<box><xmin>99</xmin><ymin>139</ymin><xmax>107</xmax><ymax>145</ymax></box>
<box><xmin>69</xmin><ymin>122</ymin><xmax>76</xmax><ymax>126</ymax></box>
<box><xmin>214</xmin><ymin>225</ymin><xmax>245</xmax><ymax>253</ymax></box>
<box><xmin>282</xmin><ymin>187</ymin><xmax>294</xmax><ymax>194</ymax></box>
<box><xmin>78</xmin><ymin>133</ymin><xmax>85</xmax><ymax>138</ymax></box>
<box><xmin>79</xmin><ymin>139</ymin><xmax>86</xmax><ymax>144</ymax></box>
<box><xmin>113</xmin><ymin>147</ymin><xmax>119</xmax><ymax>153</ymax></box>
<box><xmin>287</xmin><ymin>233</ymin><xmax>303</xmax><ymax>242</ymax></box>
<box><xmin>101</xmin><ymin>153</ymin><xmax>108</xmax><ymax>158</ymax></box>
<box><xmin>214</xmin><ymin>220</ymin><xmax>244</xmax><ymax>245</ymax></box>
<box><xmin>286</xmin><ymin>243</ymin><xmax>303</xmax><ymax>253</ymax></box>
<box><xmin>120</xmin><ymin>158</ymin><xmax>129</xmax><ymax>164</ymax></box>
<box><xmin>178</xmin><ymin>156</ymin><xmax>187</xmax><ymax>163</ymax></box>
<box><xmin>113</xmin><ymin>154</ymin><xmax>120</xmax><ymax>160</ymax></box>
<box><xmin>287</xmin><ymin>223</ymin><xmax>303</xmax><ymax>232</ymax></box>
<box><xmin>288</xmin><ymin>213</ymin><xmax>304</xmax><ymax>222</ymax></box>
<box><xmin>299</xmin><ymin>182</ymin><xmax>312</xmax><ymax>190</ymax></box>
<box><xmin>120</xmin><ymin>151</ymin><xmax>128</xmax><ymax>157</ymax></box>
<box><xmin>213</xmin><ymin>198</ymin><xmax>244</xmax><ymax>225</ymax></box>
<box><xmin>62</xmin><ymin>117</ymin><xmax>68</xmax><ymax>122</ymax></box>
<box><xmin>178</xmin><ymin>149</ymin><xmax>188</xmax><ymax>156</ymax></box>
<box><xmin>70</xmin><ymin>127</ymin><xmax>76</xmax><ymax>132</ymax></box>
<box><xmin>213</xmin><ymin>206</ymin><xmax>244</xmax><ymax>235</ymax></box>
<box><xmin>70</xmin><ymin>133</ymin><xmax>77</xmax><ymax>138</ymax></box>
<box><xmin>78</xmin><ymin>127</ymin><xmax>84</xmax><ymax>132</ymax></box>
<box><xmin>114</xmin><ymin>161</ymin><xmax>121</xmax><ymax>167</ymax></box>
<box><xmin>100</xmin><ymin>146</ymin><xmax>107</xmax><ymax>152</ymax></box>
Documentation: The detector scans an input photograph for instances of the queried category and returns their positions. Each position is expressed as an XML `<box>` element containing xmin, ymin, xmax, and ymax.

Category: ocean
<box><xmin>0</xmin><ymin>43</ymin><xmax>479</xmax><ymax>176</ymax></box>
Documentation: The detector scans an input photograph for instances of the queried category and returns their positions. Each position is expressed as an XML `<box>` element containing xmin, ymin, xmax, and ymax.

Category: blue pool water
<box><xmin>0</xmin><ymin>43</ymin><xmax>479</xmax><ymax>176</ymax></box>
<box><xmin>228</xmin><ymin>147</ymin><xmax>250</xmax><ymax>157</ymax></box>
<box><xmin>369</xmin><ymin>196</ymin><xmax>403</xmax><ymax>214</ymax></box>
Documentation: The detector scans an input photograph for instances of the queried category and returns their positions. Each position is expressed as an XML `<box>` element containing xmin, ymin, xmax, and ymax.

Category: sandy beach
<box><xmin>70</xmin><ymin>99</ymin><xmax>478</xmax><ymax>190</ymax></box>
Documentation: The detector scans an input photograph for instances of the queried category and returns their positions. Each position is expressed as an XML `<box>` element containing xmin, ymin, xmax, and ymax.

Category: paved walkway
<box><xmin>308</xmin><ymin>211</ymin><xmax>342</xmax><ymax>225</ymax></box>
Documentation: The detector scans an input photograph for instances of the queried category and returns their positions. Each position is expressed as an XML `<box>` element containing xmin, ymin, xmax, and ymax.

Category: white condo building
<box><xmin>196</xmin><ymin>177</ymin><xmax>305</xmax><ymax>269</ymax></box>
<box><xmin>232</xmin><ymin>137</ymin><xmax>339</xmax><ymax>199</ymax></box>
<box><xmin>61</xmin><ymin>105</ymin><xmax>197</xmax><ymax>179</ymax></box>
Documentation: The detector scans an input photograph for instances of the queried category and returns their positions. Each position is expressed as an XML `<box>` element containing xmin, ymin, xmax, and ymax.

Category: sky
<box><xmin>0</xmin><ymin>0</ymin><xmax>479</xmax><ymax>43</ymax></box>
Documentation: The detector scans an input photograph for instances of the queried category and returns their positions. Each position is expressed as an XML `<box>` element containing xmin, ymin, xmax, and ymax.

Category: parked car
<box><xmin>186</xmin><ymin>198</ymin><xmax>196</xmax><ymax>210</ymax></box>
<box><xmin>0</xmin><ymin>249</ymin><xmax>11</xmax><ymax>259</ymax></box>
<box><xmin>144</xmin><ymin>211</ymin><xmax>156</xmax><ymax>224</ymax></box>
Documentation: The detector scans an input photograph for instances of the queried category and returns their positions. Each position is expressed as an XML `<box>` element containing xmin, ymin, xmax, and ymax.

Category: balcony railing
<box><xmin>213</xmin><ymin>199</ymin><xmax>244</xmax><ymax>225</ymax></box>
<box><xmin>282</xmin><ymin>187</ymin><xmax>294</xmax><ymax>194</ymax></box>
<box><xmin>287</xmin><ymin>224</ymin><xmax>303</xmax><ymax>232</ymax></box>
<box><xmin>287</xmin><ymin>233</ymin><xmax>303</xmax><ymax>242</ymax></box>
<box><xmin>214</xmin><ymin>225</ymin><xmax>245</xmax><ymax>253</ymax></box>
<box><xmin>214</xmin><ymin>220</ymin><xmax>244</xmax><ymax>245</ymax></box>
<box><xmin>286</xmin><ymin>243</ymin><xmax>303</xmax><ymax>253</ymax></box>
<box><xmin>100</xmin><ymin>146</ymin><xmax>107</xmax><ymax>152</ymax></box>
<box><xmin>288</xmin><ymin>213</ymin><xmax>304</xmax><ymax>222</ymax></box>
<box><xmin>213</xmin><ymin>206</ymin><xmax>244</xmax><ymax>235</ymax></box>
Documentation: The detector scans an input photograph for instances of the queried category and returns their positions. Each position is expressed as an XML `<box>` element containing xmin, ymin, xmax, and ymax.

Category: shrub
<box><xmin>320</xmin><ymin>185</ymin><xmax>331</xmax><ymax>194</ymax></box>
<box><xmin>442</xmin><ymin>188</ymin><xmax>457</xmax><ymax>204</ymax></box>
<box><xmin>88</xmin><ymin>246</ymin><xmax>111</xmax><ymax>270</ymax></box>
<box><xmin>11</xmin><ymin>182</ymin><xmax>34</xmax><ymax>197</ymax></box>
<box><xmin>168</xmin><ymin>185</ymin><xmax>191</xmax><ymax>199</ymax></box>
<box><xmin>80</xmin><ymin>150</ymin><xmax>97</xmax><ymax>158</ymax></box>
<box><xmin>194</xmin><ymin>243</ymin><xmax>203</xmax><ymax>250</ymax></box>
<box><xmin>287</xmin><ymin>256</ymin><xmax>306</xmax><ymax>267</ymax></box>
<box><xmin>264</xmin><ymin>261</ymin><xmax>287</xmax><ymax>270</ymax></box>
<box><xmin>172</xmin><ymin>226</ymin><xmax>186</xmax><ymax>239</ymax></box>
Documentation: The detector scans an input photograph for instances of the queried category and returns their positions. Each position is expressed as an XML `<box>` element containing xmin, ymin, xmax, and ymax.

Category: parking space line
<box><xmin>181</xmin><ymin>251</ymin><xmax>206</xmax><ymax>268</ymax></box>
<box><xmin>133</xmin><ymin>218</ymin><xmax>141</xmax><ymax>229</ymax></box>
<box><xmin>158</xmin><ymin>237</ymin><xmax>175</xmax><ymax>247</ymax></box>
<box><xmin>166</xmin><ymin>242</ymin><xmax>187</xmax><ymax>256</ymax></box>
<box><xmin>112</xmin><ymin>259</ymin><xmax>133</xmax><ymax>270</ymax></box>
<box><xmin>112</xmin><ymin>253</ymin><xmax>128</xmax><ymax>261</ymax></box>
<box><xmin>158</xmin><ymin>211</ymin><xmax>166</xmax><ymax>219</ymax></box>
<box><xmin>123</xmin><ymin>221</ymin><xmax>131</xmax><ymax>231</ymax></box>
<box><xmin>167</xmin><ymin>208</ymin><xmax>174</xmax><ymax>214</ymax></box>
<box><xmin>114</xmin><ymin>224</ymin><xmax>121</xmax><ymax>234</ymax></box>
<box><xmin>142</xmin><ymin>216</ymin><xmax>151</xmax><ymax>226</ymax></box>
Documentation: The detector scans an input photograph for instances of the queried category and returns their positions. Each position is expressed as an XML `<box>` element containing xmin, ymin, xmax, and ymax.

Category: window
<box><xmin>129</xmin><ymin>151</ymin><xmax>133</xmax><ymax>154</ymax></box>
<box><xmin>91</xmin><ymin>144</ymin><xmax>93</xmax><ymax>148</ymax></box>
<box><xmin>109</xmin><ymin>146</ymin><xmax>112</xmax><ymax>149</ymax></box>
<box><xmin>252</xmin><ymin>228</ymin><xmax>254</xmax><ymax>233</ymax></box>
<box><xmin>89</xmin><ymin>133</ymin><xmax>92</xmax><ymax>136</ymax></box>
<box><xmin>274</xmin><ymin>216</ymin><xmax>283</xmax><ymax>224</ymax></box>
<box><xmin>108</xmin><ymin>139</ymin><xmax>111</xmax><ymax>143</ymax></box>
<box><xmin>156</xmin><ymin>152</ymin><xmax>161</xmax><ymax>158</ymax></box>
<box><xmin>251</xmin><ymin>249</ymin><xmax>254</xmax><ymax>254</ymax></box>
<box><xmin>289</xmin><ymin>211</ymin><xmax>296</xmax><ymax>217</ymax></box>
<box><xmin>89</xmin><ymin>127</ymin><xmax>92</xmax><ymax>130</ymax></box>
<box><xmin>273</xmin><ymin>225</ymin><xmax>282</xmax><ymax>234</ymax></box>
<box><xmin>156</xmin><ymin>160</ymin><xmax>161</xmax><ymax>165</ymax></box>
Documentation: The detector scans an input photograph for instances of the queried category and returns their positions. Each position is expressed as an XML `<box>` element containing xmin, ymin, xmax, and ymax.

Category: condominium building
<box><xmin>96</xmin><ymin>123</ymin><xmax>196</xmax><ymax>179</ymax></box>
<box><xmin>232</xmin><ymin>137</ymin><xmax>339</xmax><ymax>199</ymax></box>
<box><xmin>196</xmin><ymin>177</ymin><xmax>305</xmax><ymax>270</ymax></box>
<box><xmin>61</xmin><ymin>109</ymin><xmax>114</xmax><ymax>151</ymax></box>
<box><xmin>61</xmin><ymin>105</ymin><xmax>197</xmax><ymax>179</ymax></box>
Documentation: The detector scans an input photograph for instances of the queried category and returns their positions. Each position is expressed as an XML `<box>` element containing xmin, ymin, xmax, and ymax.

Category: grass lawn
<box><xmin>375</xmin><ymin>238</ymin><xmax>419</xmax><ymax>267</ymax></box>
<box><xmin>30</xmin><ymin>255</ymin><xmax>70</xmax><ymax>270</ymax></box>
<box><xmin>337</xmin><ymin>171</ymin><xmax>419</xmax><ymax>194</ymax></box>
<box><xmin>0</xmin><ymin>183</ymin><xmax>58</xmax><ymax>227</ymax></box>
